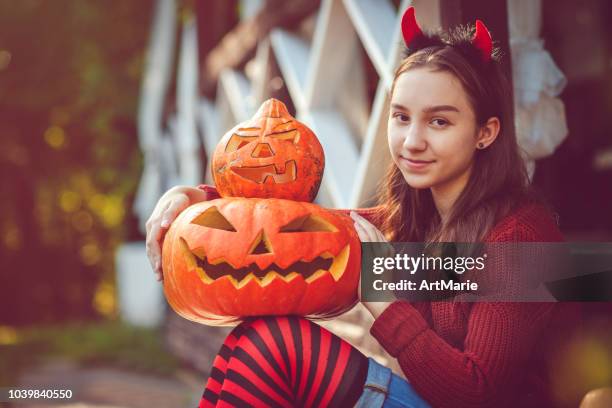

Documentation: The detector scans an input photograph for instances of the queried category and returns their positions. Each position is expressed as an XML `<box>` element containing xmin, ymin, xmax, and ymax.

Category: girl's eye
<box><xmin>394</xmin><ymin>113</ymin><xmax>410</xmax><ymax>123</ymax></box>
<box><xmin>431</xmin><ymin>118</ymin><xmax>449</xmax><ymax>127</ymax></box>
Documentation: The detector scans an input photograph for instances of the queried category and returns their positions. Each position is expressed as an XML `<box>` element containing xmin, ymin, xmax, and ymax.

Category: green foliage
<box><xmin>0</xmin><ymin>321</ymin><xmax>181</xmax><ymax>386</ymax></box>
<box><xmin>0</xmin><ymin>1</ymin><xmax>152</xmax><ymax>323</ymax></box>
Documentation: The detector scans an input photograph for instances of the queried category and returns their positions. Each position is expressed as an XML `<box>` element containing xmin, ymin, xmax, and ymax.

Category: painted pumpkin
<box><xmin>162</xmin><ymin>198</ymin><xmax>360</xmax><ymax>325</ymax></box>
<box><xmin>212</xmin><ymin>98</ymin><xmax>324</xmax><ymax>202</ymax></box>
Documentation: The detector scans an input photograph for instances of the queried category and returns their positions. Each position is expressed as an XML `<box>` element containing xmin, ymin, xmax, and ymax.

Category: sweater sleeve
<box><xmin>196</xmin><ymin>184</ymin><xmax>221</xmax><ymax>200</ymax></box>
<box><xmin>370</xmin><ymin>206</ymin><xmax>563</xmax><ymax>407</ymax></box>
<box><xmin>331</xmin><ymin>207</ymin><xmax>382</xmax><ymax>227</ymax></box>
<box><xmin>371</xmin><ymin>300</ymin><xmax>555</xmax><ymax>407</ymax></box>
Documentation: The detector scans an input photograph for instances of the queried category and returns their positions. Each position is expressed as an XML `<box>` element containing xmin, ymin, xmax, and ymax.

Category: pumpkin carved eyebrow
<box><xmin>236</xmin><ymin>127</ymin><xmax>261</xmax><ymax>134</ymax></box>
<box><xmin>268</xmin><ymin>129</ymin><xmax>298</xmax><ymax>143</ymax></box>
<box><xmin>272</xmin><ymin>121</ymin><xmax>293</xmax><ymax>130</ymax></box>
<box><xmin>191</xmin><ymin>206</ymin><xmax>236</xmax><ymax>231</ymax></box>
<box><xmin>279</xmin><ymin>214</ymin><xmax>338</xmax><ymax>233</ymax></box>
<box><xmin>225</xmin><ymin>133</ymin><xmax>258</xmax><ymax>152</ymax></box>
<box><xmin>268</xmin><ymin>121</ymin><xmax>299</xmax><ymax>143</ymax></box>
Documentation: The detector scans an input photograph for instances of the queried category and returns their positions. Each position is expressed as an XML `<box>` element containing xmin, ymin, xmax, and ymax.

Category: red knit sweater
<box><xmin>363</xmin><ymin>203</ymin><xmax>576</xmax><ymax>407</ymax></box>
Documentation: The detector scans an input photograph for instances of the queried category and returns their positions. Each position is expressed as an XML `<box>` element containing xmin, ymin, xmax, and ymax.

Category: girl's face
<box><xmin>388</xmin><ymin>67</ymin><xmax>480</xmax><ymax>192</ymax></box>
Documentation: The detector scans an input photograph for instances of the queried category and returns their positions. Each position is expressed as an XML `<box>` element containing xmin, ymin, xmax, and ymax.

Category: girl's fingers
<box><xmin>146</xmin><ymin>199</ymin><xmax>172</xmax><ymax>233</ymax></box>
<box><xmin>350</xmin><ymin>211</ymin><xmax>384</xmax><ymax>242</ymax></box>
<box><xmin>350</xmin><ymin>212</ymin><xmax>367</xmax><ymax>238</ymax></box>
<box><xmin>147</xmin><ymin>194</ymin><xmax>189</xmax><ymax>280</ymax></box>
<box><xmin>351</xmin><ymin>211</ymin><xmax>375</xmax><ymax>230</ymax></box>
<box><xmin>160</xmin><ymin>194</ymin><xmax>189</xmax><ymax>228</ymax></box>
<box><xmin>146</xmin><ymin>198</ymin><xmax>183</xmax><ymax>276</ymax></box>
<box><xmin>149</xmin><ymin>194</ymin><xmax>190</xmax><ymax>280</ymax></box>
<box><xmin>353</xmin><ymin>219</ymin><xmax>370</xmax><ymax>242</ymax></box>
<box><xmin>146</xmin><ymin>221</ymin><xmax>163</xmax><ymax>274</ymax></box>
<box><xmin>351</xmin><ymin>212</ymin><xmax>374</xmax><ymax>241</ymax></box>
<box><xmin>145</xmin><ymin>189</ymin><xmax>195</xmax><ymax>282</ymax></box>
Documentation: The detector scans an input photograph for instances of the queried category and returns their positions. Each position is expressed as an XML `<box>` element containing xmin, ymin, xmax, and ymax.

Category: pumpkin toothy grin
<box><xmin>231</xmin><ymin>160</ymin><xmax>297</xmax><ymax>184</ymax></box>
<box><xmin>196</xmin><ymin>255</ymin><xmax>331</xmax><ymax>281</ymax></box>
<box><xmin>180</xmin><ymin>238</ymin><xmax>350</xmax><ymax>288</ymax></box>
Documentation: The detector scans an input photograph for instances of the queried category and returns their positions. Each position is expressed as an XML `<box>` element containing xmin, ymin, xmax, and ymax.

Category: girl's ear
<box><xmin>476</xmin><ymin>117</ymin><xmax>500</xmax><ymax>149</ymax></box>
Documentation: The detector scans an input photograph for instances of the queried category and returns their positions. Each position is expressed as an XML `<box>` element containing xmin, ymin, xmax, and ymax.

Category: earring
<box><xmin>478</xmin><ymin>142</ymin><xmax>485</xmax><ymax>149</ymax></box>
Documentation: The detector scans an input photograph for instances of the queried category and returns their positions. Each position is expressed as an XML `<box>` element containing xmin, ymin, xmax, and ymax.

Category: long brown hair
<box><xmin>375</xmin><ymin>40</ymin><xmax>533</xmax><ymax>243</ymax></box>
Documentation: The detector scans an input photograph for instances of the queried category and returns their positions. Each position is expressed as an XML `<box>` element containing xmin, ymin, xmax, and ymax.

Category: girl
<box><xmin>146</xmin><ymin>8</ymin><xmax>569</xmax><ymax>407</ymax></box>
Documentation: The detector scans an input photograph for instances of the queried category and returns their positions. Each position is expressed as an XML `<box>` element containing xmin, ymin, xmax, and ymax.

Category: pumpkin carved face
<box><xmin>212</xmin><ymin>99</ymin><xmax>324</xmax><ymax>202</ymax></box>
<box><xmin>162</xmin><ymin>198</ymin><xmax>360</xmax><ymax>325</ymax></box>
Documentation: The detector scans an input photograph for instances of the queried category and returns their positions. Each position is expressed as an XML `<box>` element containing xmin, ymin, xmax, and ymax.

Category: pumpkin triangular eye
<box><xmin>191</xmin><ymin>206</ymin><xmax>236</xmax><ymax>231</ymax></box>
<box><xmin>279</xmin><ymin>214</ymin><xmax>338</xmax><ymax>233</ymax></box>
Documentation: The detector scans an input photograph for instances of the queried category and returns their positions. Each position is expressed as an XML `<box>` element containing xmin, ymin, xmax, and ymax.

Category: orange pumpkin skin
<box><xmin>162</xmin><ymin>198</ymin><xmax>360</xmax><ymax>325</ymax></box>
<box><xmin>212</xmin><ymin>98</ymin><xmax>324</xmax><ymax>202</ymax></box>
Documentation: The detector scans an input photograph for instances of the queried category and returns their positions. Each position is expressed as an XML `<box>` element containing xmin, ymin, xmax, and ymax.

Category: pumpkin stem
<box><xmin>256</xmin><ymin>98</ymin><xmax>291</xmax><ymax>119</ymax></box>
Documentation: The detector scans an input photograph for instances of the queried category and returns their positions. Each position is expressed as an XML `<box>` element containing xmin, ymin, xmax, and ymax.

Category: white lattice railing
<box><xmin>197</xmin><ymin>0</ymin><xmax>419</xmax><ymax>211</ymax></box>
<box><xmin>136</xmin><ymin>0</ymin><xmax>440</xmax><ymax>227</ymax></box>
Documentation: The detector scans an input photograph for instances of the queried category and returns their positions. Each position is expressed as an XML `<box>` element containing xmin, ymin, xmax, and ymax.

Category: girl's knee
<box><xmin>236</xmin><ymin>316</ymin><xmax>336</xmax><ymax>345</ymax></box>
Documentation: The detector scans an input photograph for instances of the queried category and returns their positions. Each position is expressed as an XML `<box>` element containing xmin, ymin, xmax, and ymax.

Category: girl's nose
<box><xmin>402</xmin><ymin>123</ymin><xmax>427</xmax><ymax>151</ymax></box>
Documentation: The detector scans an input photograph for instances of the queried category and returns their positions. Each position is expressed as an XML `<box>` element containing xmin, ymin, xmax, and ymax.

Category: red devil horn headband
<box><xmin>401</xmin><ymin>7</ymin><xmax>493</xmax><ymax>62</ymax></box>
<box><xmin>472</xmin><ymin>20</ymin><xmax>493</xmax><ymax>62</ymax></box>
<box><xmin>401</xmin><ymin>7</ymin><xmax>422</xmax><ymax>48</ymax></box>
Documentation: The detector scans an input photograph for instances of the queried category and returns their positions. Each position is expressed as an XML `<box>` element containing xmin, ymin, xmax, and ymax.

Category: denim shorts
<box><xmin>355</xmin><ymin>358</ymin><xmax>431</xmax><ymax>408</ymax></box>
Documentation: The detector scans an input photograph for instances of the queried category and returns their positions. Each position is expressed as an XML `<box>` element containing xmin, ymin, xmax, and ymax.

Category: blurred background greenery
<box><xmin>0</xmin><ymin>1</ymin><xmax>148</xmax><ymax>325</ymax></box>
<box><xmin>0</xmin><ymin>322</ymin><xmax>179</xmax><ymax>387</ymax></box>
<box><xmin>0</xmin><ymin>0</ymin><xmax>175</xmax><ymax>390</ymax></box>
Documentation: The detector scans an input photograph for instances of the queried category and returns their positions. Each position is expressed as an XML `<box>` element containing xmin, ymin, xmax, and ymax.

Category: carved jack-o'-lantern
<box><xmin>212</xmin><ymin>99</ymin><xmax>324</xmax><ymax>202</ymax></box>
<box><xmin>162</xmin><ymin>198</ymin><xmax>360</xmax><ymax>325</ymax></box>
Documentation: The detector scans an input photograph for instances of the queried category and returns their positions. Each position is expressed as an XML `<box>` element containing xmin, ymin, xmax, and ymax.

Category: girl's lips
<box><xmin>399</xmin><ymin>156</ymin><xmax>435</xmax><ymax>170</ymax></box>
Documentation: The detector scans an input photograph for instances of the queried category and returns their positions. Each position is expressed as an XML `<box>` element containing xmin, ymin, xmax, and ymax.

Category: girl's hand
<box><xmin>349</xmin><ymin>211</ymin><xmax>394</xmax><ymax>319</ymax></box>
<box><xmin>146</xmin><ymin>186</ymin><xmax>213</xmax><ymax>281</ymax></box>
<box><xmin>350</xmin><ymin>211</ymin><xmax>386</xmax><ymax>243</ymax></box>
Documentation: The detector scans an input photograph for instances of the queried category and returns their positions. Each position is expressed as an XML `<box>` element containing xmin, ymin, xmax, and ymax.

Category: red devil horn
<box><xmin>472</xmin><ymin>20</ymin><xmax>493</xmax><ymax>62</ymax></box>
<box><xmin>401</xmin><ymin>7</ymin><xmax>423</xmax><ymax>48</ymax></box>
